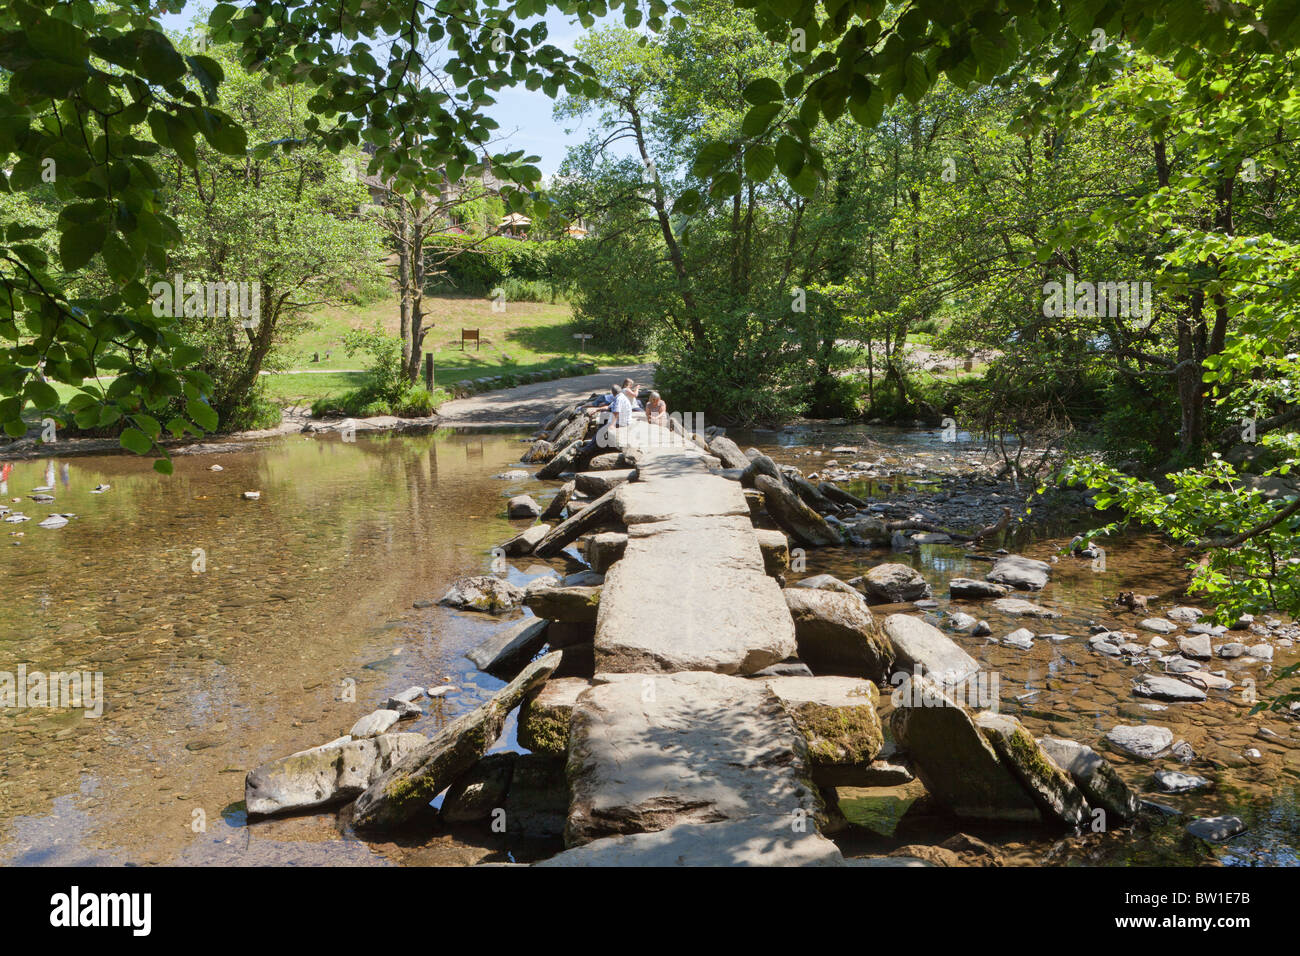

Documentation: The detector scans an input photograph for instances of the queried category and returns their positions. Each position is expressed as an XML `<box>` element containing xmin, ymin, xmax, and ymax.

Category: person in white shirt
<box><xmin>612</xmin><ymin>384</ymin><xmax>635</xmax><ymax>428</ymax></box>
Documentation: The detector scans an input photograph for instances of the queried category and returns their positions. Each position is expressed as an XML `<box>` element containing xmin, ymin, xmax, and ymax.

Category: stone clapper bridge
<box><xmin>247</xmin><ymin>414</ymin><xmax>1144</xmax><ymax>865</ymax></box>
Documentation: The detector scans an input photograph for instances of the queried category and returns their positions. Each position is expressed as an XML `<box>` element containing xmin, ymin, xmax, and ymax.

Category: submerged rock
<box><xmin>442</xmin><ymin>752</ymin><xmax>516</xmax><ymax>824</ymax></box>
<box><xmin>1037</xmin><ymin>737</ymin><xmax>1140</xmax><ymax>822</ymax></box>
<box><xmin>466</xmin><ymin>617</ymin><xmax>549</xmax><ymax>680</ymax></box>
<box><xmin>1185</xmin><ymin>815</ymin><xmax>1245</xmax><ymax>843</ymax></box>
<box><xmin>245</xmin><ymin>732</ymin><xmax>427</xmax><ymax>816</ymax></box>
<box><xmin>949</xmin><ymin>578</ymin><xmax>1008</xmax><ymax>599</ymax></box>
<box><xmin>985</xmin><ymin>555</ymin><xmax>1050</xmax><ymax>591</ymax></box>
<box><xmin>438</xmin><ymin>575</ymin><xmax>525</xmax><ymax>613</ymax></box>
<box><xmin>1132</xmin><ymin>675</ymin><xmax>1207</xmax><ymax>703</ymax></box>
<box><xmin>1104</xmin><ymin>724</ymin><xmax>1174</xmax><ymax>760</ymax></box>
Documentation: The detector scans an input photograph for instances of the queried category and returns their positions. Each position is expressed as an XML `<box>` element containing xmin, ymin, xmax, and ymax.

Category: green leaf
<box><xmin>25</xmin><ymin>379</ymin><xmax>60</xmax><ymax>409</ymax></box>
<box><xmin>742</xmin><ymin>77</ymin><xmax>783</xmax><ymax>105</ymax></box>
<box><xmin>186</xmin><ymin>398</ymin><xmax>219</xmax><ymax>432</ymax></box>
<box><xmin>744</xmin><ymin>144</ymin><xmax>776</xmax><ymax>181</ymax></box>
<box><xmin>60</xmin><ymin>220</ymin><xmax>107</xmax><ymax>271</ymax></box>
<box><xmin>120</xmin><ymin>427</ymin><xmax>153</xmax><ymax>455</ymax></box>
<box><xmin>153</xmin><ymin>458</ymin><xmax>174</xmax><ymax>475</ymax></box>
<box><xmin>741</xmin><ymin>102</ymin><xmax>781</xmax><ymax>137</ymax></box>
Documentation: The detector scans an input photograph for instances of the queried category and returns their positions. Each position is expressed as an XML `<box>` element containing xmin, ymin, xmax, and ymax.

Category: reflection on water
<box><xmin>0</xmin><ymin>429</ymin><xmax>559</xmax><ymax>866</ymax></box>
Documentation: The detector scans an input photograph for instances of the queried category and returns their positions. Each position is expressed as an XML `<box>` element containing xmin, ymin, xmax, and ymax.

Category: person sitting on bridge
<box><xmin>582</xmin><ymin>384</ymin><xmax>619</xmax><ymax>416</ymax></box>
<box><xmin>620</xmin><ymin>377</ymin><xmax>645</xmax><ymax>412</ymax></box>
<box><xmin>644</xmin><ymin>390</ymin><xmax>667</xmax><ymax>425</ymax></box>
<box><xmin>613</xmin><ymin>381</ymin><xmax>637</xmax><ymax>429</ymax></box>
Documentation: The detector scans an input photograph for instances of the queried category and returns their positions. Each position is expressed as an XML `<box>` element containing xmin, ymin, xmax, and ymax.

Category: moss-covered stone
<box><xmin>518</xmin><ymin>678</ymin><xmax>592</xmax><ymax>757</ymax></box>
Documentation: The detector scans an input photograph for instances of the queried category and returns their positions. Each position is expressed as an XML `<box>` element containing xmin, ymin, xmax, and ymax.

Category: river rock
<box><xmin>565</xmin><ymin>672</ymin><xmax>824</xmax><ymax>845</ymax></box>
<box><xmin>438</xmin><ymin>575</ymin><xmax>525</xmax><ymax>613</ymax></box>
<box><xmin>1001</xmin><ymin>628</ymin><xmax>1034</xmax><ymax>649</ymax></box>
<box><xmin>1247</xmin><ymin>643</ymin><xmax>1273</xmax><ymax>661</ymax></box>
<box><xmin>794</xmin><ymin>573</ymin><xmax>863</xmax><ymax>597</ymax></box>
<box><xmin>1139</xmin><ymin>618</ymin><xmax>1177</xmax><ymax>634</ymax></box>
<box><xmin>947</xmin><ymin>612</ymin><xmax>978</xmax><ymax>633</ymax></box>
<box><xmin>1037</xmin><ymin>737</ymin><xmax>1139</xmax><ymax>821</ymax></box>
<box><xmin>245</xmin><ymin>732</ymin><xmax>427</xmax><ymax>816</ymax></box>
<box><xmin>844</xmin><ymin>514</ymin><xmax>890</xmax><ymax>545</ymax></box>
<box><xmin>352</xmin><ymin>652</ymin><xmax>562</xmax><ymax>829</ymax></box>
<box><xmin>349</xmin><ymin>709</ymin><xmax>401</xmax><ymax>738</ymax></box>
<box><xmin>882</xmin><ymin>613</ymin><xmax>979</xmax><ymax>686</ymax></box>
<box><xmin>707</xmin><ymin>434</ymin><xmax>751</xmax><ymax>470</ymax></box>
<box><xmin>540</xmin><ymin>481</ymin><xmax>575</xmax><ymax>522</ymax></box>
<box><xmin>501</xmin><ymin>523</ymin><xmax>550</xmax><ymax>556</ymax></box>
<box><xmin>535</xmin><ymin>817</ymin><xmax>845</xmax><ymax>866</ymax></box>
<box><xmin>985</xmin><ymin>555</ymin><xmax>1050</xmax><ymax>591</ymax></box>
<box><xmin>754</xmin><ymin>529</ymin><xmax>789</xmax><ymax>576</ymax></box>
<box><xmin>441</xmin><ymin>752</ymin><xmax>516</xmax><ymax>823</ymax></box>
<box><xmin>536</xmin><ymin>440</ymin><xmax>583</xmax><ymax>480</ymax></box>
<box><xmin>739</xmin><ymin>451</ymin><xmax>785</xmax><ymax>489</ymax></box>
<box><xmin>1185</xmin><ymin>815</ymin><xmax>1245</xmax><ymax>842</ymax></box>
<box><xmin>754</xmin><ymin>475</ymin><xmax>840</xmax><ymax>547</ymax></box>
<box><xmin>507</xmin><ymin>495</ymin><xmax>542</xmax><ymax>519</ymax></box>
<box><xmin>949</xmin><ymin>578</ymin><xmax>1009</xmax><ymax>599</ymax></box>
<box><xmin>1177</xmin><ymin>634</ymin><xmax>1212</xmax><ymax>659</ymax></box>
<box><xmin>860</xmin><ymin>563</ymin><xmax>931</xmax><ymax>603</ymax></box>
<box><xmin>504</xmin><ymin>753</ymin><xmax>569</xmax><ymax>840</ymax></box>
<box><xmin>1133</xmin><ymin>675</ymin><xmax>1207</xmax><ymax>702</ymax></box>
<box><xmin>891</xmin><ymin>676</ymin><xmax>1042</xmax><ymax>822</ymax></box>
<box><xmin>466</xmin><ymin>617</ymin><xmax>549</xmax><ymax>679</ymax></box>
<box><xmin>533</xmin><ymin>487</ymin><xmax>620</xmax><ymax>558</ymax></box>
<box><xmin>584</xmin><ymin>532</ymin><xmax>627</xmax><ymax>574</ymax></box>
<box><xmin>975</xmin><ymin>713</ymin><xmax>1089</xmax><ymax>826</ymax></box>
<box><xmin>1153</xmin><ymin>769</ymin><xmax>1209</xmax><ymax>793</ymax></box>
<box><xmin>990</xmin><ymin>597</ymin><xmax>1060</xmax><ymax>619</ymax></box>
<box><xmin>518</xmin><ymin>678</ymin><xmax>593</xmax><ymax>757</ymax></box>
<box><xmin>763</xmin><ymin>676</ymin><xmax>883</xmax><ymax>786</ymax></box>
<box><xmin>575</xmin><ymin>469</ymin><xmax>636</xmax><ymax>496</ymax></box>
<box><xmin>783</xmin><ymin>588</ymin><xmax>893</xmax><ymax>680</ymax></box>
<box><xmin>820</xmin><ymin>482</ymin><xmax>868</xmax><ymax>509</ymax></box>
<box><xmin>1167</xmin><ymin>606</ymin><xmax>1203</xmax><ymax>625</ymax></box>
<box><xmin>524</xmin><ymin>581</ymin><xmax>601</xmax><ymax>623</ymax></box>
<box><xmin>1218</xmin><ymin>642</ymin><xmax>1247</xmax><ymax>658</ymax></box>
<box><xmin>521</xmin><ymin>439</ymin><xmax>555</xmax><ymax>464</ymax></box>
<box><xmin>1104</xmin><ymin>724</ymin><xmax>1173</xmax><ymax>760</ymax></box>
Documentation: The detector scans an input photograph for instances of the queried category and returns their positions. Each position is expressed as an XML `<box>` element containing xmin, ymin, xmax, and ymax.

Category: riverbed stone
<box><xmin>1001</xmin><ymin>628</ymin><xmax>1034</xmax><ymax>649</ymax></box>
<box><xmin>1218</xmin><ymin>642</ymin><xmax>1248</xmax><ymax>659</ymax></box>
<box><xmin>707</xmin><ymin>434</ymin><xmax>751</xmax><ymax>470</ymax></box>
<box><xmin>974</xmin><ymin>713</ymin><xmax>1089</xmax><ymax>827</ymax></box>
<box><xmin>1185</xmin><ymin>815</ymin><xmax>1246</xmax><ymax>842</ymax></box>
<box><xmin>1178</xmin><ymin>634</ymin><xmax>1212</xmax><ymax>660</ymax></box>
<box><xmin>565</xmin><ymin>672</ymin><xmax>823</xmax><ymax>846</ymax></box>
<box><xmin>754</xmin><ymin>529</ymin><xmax>790</xmax><ymax>576</ymax></box>
<box><xmin>1133</xmin><ymin>674</ymin><xmax>1207</xmax><ymax>702</ymax></box>
<box><xmin>986</xmin><ymin>555</ymin><xmax>1050</xmax><ymax>591</ymax></box>
<box><xmin>1153</xmin><ymin>769</ymin><xmax>1209</xmax><ymax>793</ymax></box>
<box><xmin>438</xmin><ymin>575</ymin><xmax>525</xmax><ymax>613</ymax></box>
<box><xmin>584</xmin><ymin>532</ymin><xmax>627</xmax><ymax>574</ymax></box>
<box><xmin>349</xmin><ymin>709</ymin><xmax>401</xmax><ymax>738</ymax></box>
<box><xmin>536</xmin><ymin>817</ymin><xmax>845</xmax><ymax>866</ymax></box>
<box><xmin>352</xmin><ymin>652</ymin><xmax>562</xmax><ymax>830</ymax></box>
<box><xmin>794</xmin><ymin>573</ymin><xmax>863</xmax><ymax>597</ymax></box>
<box><xmin>949</xmin><ymin>578</ymin><xmax>1009</xmax><ymax>599</ymax></box>
<box><xmin>763</xmin><ymin>676</ymin><xmax>883</xmax><ymax>786</ymax></box>
<box><xmin>540</xmin><ymin>481</ymin><xmax>574</xmax><ymax>522</ymax></box>
<box><xmin>575</xmin><ymin>469</ymin><xmax>636</xmax><ymax>497</ymax></box>
<box><xmin>890</xmin><ymin>676</ymin><xmax>1042</xmax><ymax>822</ymax></box>
<box><xmin>441</xmin><ymin>752</ymin><xmax>516</xmax><ymax>824</ymax></box>
<box><xmin>245</xmin><ymin>732</ymin><xmax>428</xmax><ymax>816</ymax></box>
<box><xmin>1037</xmin><ymin>737</ymin><xmax>1139</xmax><ymax>822</ymax></box>
<box><xmin>467</xmin><ymin>616</ymin><xmax>549</xmax><ymax>680</ymax></box>
<box><xmin>1139</xmin><ymin>618</ymin><xmax>1178</xmax><ymax>634</ymax></box>
<box><xmin>507</xmin><ymin>495</ymin><xmax>542</xmax><ymax>519</ymax></box>
<box><xmin>859</xmin><ymin>563</ymin><xmax>931</xmax><ymax>603</ymax></box>
<box><xmin>501</xmin><ymin>523</ymin><xmax>550</xmax><ymax>556</ymax></box>
<box><xmin>1167</xmin><ymin>606</ymin><xmax>1203</xmax><ymax>625</ymax></box>
<box><xmin>1104</xmin><ymin>724</ymin><xmax>1174</xmax><ymax>760</ymax></box>
<box><xmin>524</xmin><ymin>581</ymin><xmax>602</xmax><ymax>623</ymax></box>
<box><xmin>990</xmin><ymin>598</ymin><xmax>1060</xmax><ymax>620</ymax></box>
<box><xmin>783</xmin><ymin>588</ymin><xmax>893</xmax><ymax>680</ymax></box>
<box><xmin>882</xmin><ymin>613</ymin><xmax>980</xmax><ymax>686</ymax></box>
<box><xmin>518</xmin><ymin>677</ymin><xmax>593</xmax><ymax>757</ymax></box>
<box><xmin>754</xmin><ymin>475</ymin><xmax>841</xmax><ymax>547</ymax></box>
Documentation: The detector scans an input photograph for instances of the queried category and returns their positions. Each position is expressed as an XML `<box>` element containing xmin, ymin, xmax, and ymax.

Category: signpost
<box><xmin>573</xmin><ymin>332</ymin><xmax>593</xmax><ymax>354</ymax></box>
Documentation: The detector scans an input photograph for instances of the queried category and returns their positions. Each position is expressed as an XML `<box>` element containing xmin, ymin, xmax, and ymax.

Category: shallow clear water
<box><xmin>0</xmin><ymin>428</ymin><xmax>573</xmax><ymax>866</ymax></box>
<box><xmin>2</xmin><ymin>422</ymin><xmax>1296</xmax><ymax>866</ymax></box>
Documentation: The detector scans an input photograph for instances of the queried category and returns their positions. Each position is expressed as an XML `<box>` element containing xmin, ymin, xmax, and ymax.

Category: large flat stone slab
<box><xmin>616</xmin><ymin>469</ymin><xmax>750</xmax><ymax>524</ymax></box>
<box><xmin>595</xmin><ymin>516</ymin><xmax>795</xmax><ymax>674</ymax></box>
<box><xmin>565</xmin><ymin>672</ymin><xmax>823</xmax><ymax>846</ymax></box>
<box><xmin>535</xmin><ymin>818</ymin><xmax>845</xmax><ymax>866</ymax></box>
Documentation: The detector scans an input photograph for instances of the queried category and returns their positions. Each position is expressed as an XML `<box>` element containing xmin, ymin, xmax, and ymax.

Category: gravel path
<box><xmin>435</xmin><ymin>363</ymin><xmax>656</xmax><ymax>428</ymax></box>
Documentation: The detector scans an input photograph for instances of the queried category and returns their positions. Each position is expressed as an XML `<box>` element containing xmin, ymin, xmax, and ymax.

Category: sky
<box><xmin>160</xmin><ymin>4</ymin><xmax>620</xmax><ymax>175</ymax></box>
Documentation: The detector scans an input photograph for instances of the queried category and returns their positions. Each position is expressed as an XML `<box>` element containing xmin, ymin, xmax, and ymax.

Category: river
<box><xmin>1</xmin><ymin>424</ymin><xmax>1296</xmax><ymax>865</ymax></box>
